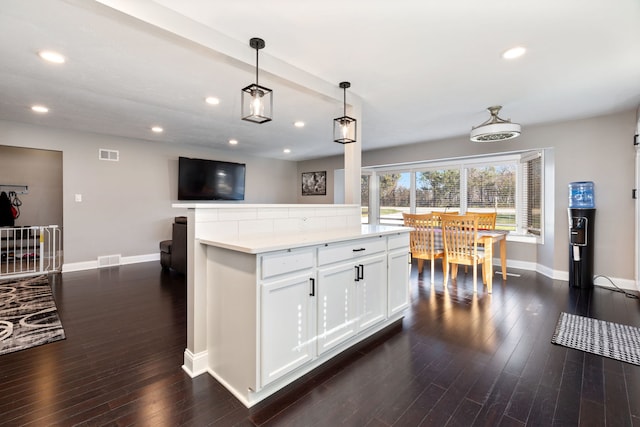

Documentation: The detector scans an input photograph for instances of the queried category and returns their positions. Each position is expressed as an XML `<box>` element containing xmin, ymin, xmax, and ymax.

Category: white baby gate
<box><xmin>0</xmin><ymin>225</ymin><xmax>61</xmax><ymax>279</ymax></box>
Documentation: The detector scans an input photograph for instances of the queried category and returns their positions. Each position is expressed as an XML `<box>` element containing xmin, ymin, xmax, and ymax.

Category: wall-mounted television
<box><xmin>178</xmin><ymin>156</ymin><xmax>246</xmax><ymax>201</ymax></box>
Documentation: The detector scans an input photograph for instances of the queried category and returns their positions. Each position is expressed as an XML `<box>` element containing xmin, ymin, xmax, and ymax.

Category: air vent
<box><xmin>97</xmin><ymin>254</ymin><xmax>121</xmax><ymax>268</ymax></box>
<box><xmin>99</xmin><ymin>148</ymin><xmax>119</xmax><ymax>161</ymax></box>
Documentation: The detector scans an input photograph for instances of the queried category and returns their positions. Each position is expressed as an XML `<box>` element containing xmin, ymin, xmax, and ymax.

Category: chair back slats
<box><xmin>402</xmin><ymin>213</ymin><xmax>440</xmax><ymax>255</ymax></box>
<box><xmin>402</xmin><ymin>213</ymin><xmax>444</xmax><ymax>282</ymax></box>
<box><xmin>440</xmin><ymin>213</ymin><xmax>486</xmax><ymax>291</ymax></box>
<box><xmin>441</xmin><ymin>214</ymin><xmax>480</xmax><ymax>263</ymax></box>
<box><xmin>468</xmin><ymin>212</ymin><xmax>497</xmax><ymax>230</ymax></box>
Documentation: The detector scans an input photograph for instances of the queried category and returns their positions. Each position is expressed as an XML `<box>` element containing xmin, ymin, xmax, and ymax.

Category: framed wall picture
<box><xmin>301</xmin><ymin>171</ymin><xmax>327</xmax><ymax>196</ymax></box>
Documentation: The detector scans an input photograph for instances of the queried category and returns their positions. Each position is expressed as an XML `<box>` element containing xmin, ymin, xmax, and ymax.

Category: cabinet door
<box><xmin>356</xmin><ymin>254</ymin><xmax>387</xmax><ymax>331</ymax></box>
<box><xmin>316</xmin><ymin>263</ymin><xmax>358</xmax><ymax>355</ymax></box>
<box><xmin>261</xmin><ymin>273</ymin><xmax>316</xmax><ymax>387</ymax></box>
<box><xmin>388</xmin><ymin>249</ymin><xmax>411</xmax><ymax>316</ymax></box>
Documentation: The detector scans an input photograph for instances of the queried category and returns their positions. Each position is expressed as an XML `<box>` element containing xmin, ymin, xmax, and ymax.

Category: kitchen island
<box><xmin>174</xmin><ymin>204</ymin><xmax>411</xmax><ymax>407</ymax></box>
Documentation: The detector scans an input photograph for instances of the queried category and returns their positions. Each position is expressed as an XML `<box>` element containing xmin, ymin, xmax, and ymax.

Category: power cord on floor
<box><xmin>593</xmin><ymin>274</ymin><xmax>639</xmax><ymax>299</ymax></box>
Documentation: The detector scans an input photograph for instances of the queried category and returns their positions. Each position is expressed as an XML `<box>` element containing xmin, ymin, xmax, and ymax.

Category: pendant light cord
<box><xmin>255</xmin><ymin>47</ymin><xmax>259</xmax><ymax>87</ymax></box>
<box><xmin>343</xmin><ymin>87</ymin><xmax>346</xmax><ymax>117</ymax></box>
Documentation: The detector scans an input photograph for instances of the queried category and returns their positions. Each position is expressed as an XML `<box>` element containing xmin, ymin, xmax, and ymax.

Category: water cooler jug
<box><xmin>568</xmin><ymin>181</ymin><xmax>595</xmax><ymax>288</ymax></box>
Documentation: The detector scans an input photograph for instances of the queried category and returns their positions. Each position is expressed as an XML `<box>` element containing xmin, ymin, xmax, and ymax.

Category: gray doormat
<box><xmin>551</xmin><ymin>312</ymin><xmax>640</xmax><ymax>366</ymax></box>
<box><xmin>0</xmin><ymin>275</ymin><xmax>66</xmax><ymax>356</ymax></box>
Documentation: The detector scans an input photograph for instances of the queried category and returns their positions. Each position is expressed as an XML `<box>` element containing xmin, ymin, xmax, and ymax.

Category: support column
<box><xmin>344</xmin><ymin>95</ymin><xmax>362</xmax><ymax>205</ymax></box>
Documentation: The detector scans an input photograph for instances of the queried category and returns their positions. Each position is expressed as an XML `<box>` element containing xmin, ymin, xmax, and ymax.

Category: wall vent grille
<box><xmin>97</xmin><ymin>254</ymin><xmax>121</xmax><ymax>268</ymax></box>
<box><xmin>99</xmin><ymin>149</ymin><xmax>119</xmax><ymax>161</ymax></box>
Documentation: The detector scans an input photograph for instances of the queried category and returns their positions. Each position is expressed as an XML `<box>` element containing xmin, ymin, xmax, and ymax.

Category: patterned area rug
<box><xmin>551</xmin><ymin>312</ymin><xmax>640</xmax><ymax>366</ymax></box>
<box><xmin>0</xmin><ymin>275</ymin><xmax>65</xmax><ymax>356</ymax></box>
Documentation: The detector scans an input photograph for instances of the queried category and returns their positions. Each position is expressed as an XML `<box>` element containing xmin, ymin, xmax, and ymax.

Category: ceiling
<box><xmin>1</xmin><ymin>0</ymin><xmax>640</xmax><ymax>161</ymax></box>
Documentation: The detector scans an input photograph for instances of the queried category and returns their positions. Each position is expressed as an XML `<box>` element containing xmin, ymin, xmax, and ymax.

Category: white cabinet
<box><xmin>316</xmin><ymin>237</ymin><xmax>388</xmax><ymax>355</ymax></box>
<box><xmin>316</xmin><ymin>261</ymin><xmax>358</xmax><ymax>354</ymax></box>
<box><xmin>260</xmin><ymin>248</ymin><xmax>315</xmax><ymax>387</ymax></box>
<box><xmin>356</xmin><ymin>254</ymin><xmax>387</xmax><ymax>330</ymax></box>
<box><xmin>387</xmin><ymin>233</ymin><xmax>411</xmax><ymax>316</ymax></box>
<box><xmin>261</xmin><ymin>273</ymin><xmax>316</xmax><ymax>387</ymax></box>
<box><xmin>204</xmin><ymin>230</ymin><xmax>411</xmax><ymax>408</ymax></box>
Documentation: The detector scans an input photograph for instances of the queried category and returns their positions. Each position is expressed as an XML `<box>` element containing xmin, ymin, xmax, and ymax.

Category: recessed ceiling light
<box><xmin>294</xmin><ymin>121</ymin><xmax>305</xmax><ymax>128</ymax></box>
<box><xmin>229</xmin><ymin>139</ymin><xmax>238</xmax><ymax>145</ymax></box>
<box><xmin>151</xmin><ymin>126</ymin><xmax>163</xmax><ymax>133</ymax></box>
<box><xmin>205</xmin><ymin>97</ymin><xmax>220</xmax><ymax>105</ymax></box>
<box><xmin>31</xmin><ymin>105</ymin><xmax>49</xmax><ymax>113</ymax></box>
<box><xmin>502</xmin><ymin>46</ymin><xmax>526</xmax><ymax>60</ymax></box>
<box><xmin>283</xmin><ymin>148</ymin><xmax>291</xmax><ymax>154</ymax></box>
<box><xmin>38</xmin><ymin>50</ymin><xmax>66</xmax><ymax>64</ymax></box>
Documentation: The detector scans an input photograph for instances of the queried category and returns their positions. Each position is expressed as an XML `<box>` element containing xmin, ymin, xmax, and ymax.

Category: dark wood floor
<box><xmin>1</xmin><ymin>262</ymin><xmax>639</xmax><ymax>426</ymax></box>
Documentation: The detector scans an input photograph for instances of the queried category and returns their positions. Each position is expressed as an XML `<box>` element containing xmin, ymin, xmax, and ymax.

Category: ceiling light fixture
<box><xmin>229</xmin><ymin>139</ymin><xmax>238</xmax><ymax>145</ymax></box>
<box><xmin>294</xmin><ymin>121</ymin><xmax>305</xmax><ymax>128</ymax></box>
<box><xmin>333</xmin><ymin>81</ymin><xmax>356</xmax><ymax>144</ymax></box>
<box><xmin>502</xmin><ymin>46</ymin><xmax>526</xmax><ymax>60</ymax></box>
<box><xmin>470</xmin><ymin>106</ymin><xmax>521</xmax><ymax>142</ymax></box>
<box><xmin>205</xmin><ymin>97</ymin><xmax>220</xmax><ymax>105</ymax></box>
<box><xmin>151</xmin><ymin>126</ymin><xmax>163</xmax><ymax>133</ymax></box>
<box><xmin>38</xmin><ymin>50</ymin><xmax>65</xmax><ymax>64</ymax></box>
<box><xmin>31</xmin><ymin>105</ymin><xmax>49</xmax><ymax>113</ymax></box>
<box><xmin>241</xmin><ymin>38</ymin><xmax>272</xmax><ymax>124</ymax></box>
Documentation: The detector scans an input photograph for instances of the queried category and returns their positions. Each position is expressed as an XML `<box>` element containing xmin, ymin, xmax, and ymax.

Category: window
<box><xmin>466</xmin><ymin>164</ymin><xmax>516</xmax><ymax>230</ymax></box>
<box><xmin>361</xmin><ymin>174</ymin><xmax>370</xmax><ymax>224</ymax></box>
<box><xmin>519</xmin><ymin>151</ymin><xmax>543</xmax><ymax>236</ymax></box>
<box><xmin>364</xmin><ymin>150</ymin><xmax>544</xmax><ymax>240</ymax></box>
<box><xmin>416</xmin><ymin>168</ymin><xmax>460</xmax><ymax>214</ymax></box>
<box><xmin>378</xmin><ymin>171</ymin><xmax>410</xmax><ymax>225</ymax></box>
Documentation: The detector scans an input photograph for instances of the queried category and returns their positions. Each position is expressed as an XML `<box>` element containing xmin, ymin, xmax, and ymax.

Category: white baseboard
<box><xmin>62</xmin><ymin>253</ymin><xmax>159</xmax><ymax>273</ymax></box>
<box><xmin>182</xmin><ymin>349</ymin><xmax>208</xmax><ymax>378</ymax></box>
<box><xmin>496</xmin><ymin>260</ymin><xmax>639</xmax><ymax>293</ymax></box>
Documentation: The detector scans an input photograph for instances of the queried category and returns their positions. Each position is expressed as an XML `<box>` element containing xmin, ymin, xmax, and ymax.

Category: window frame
<box><xmin>363</xmin><ymin>150</ymin><xmax>543</xmax><ymax>244</ymax></box>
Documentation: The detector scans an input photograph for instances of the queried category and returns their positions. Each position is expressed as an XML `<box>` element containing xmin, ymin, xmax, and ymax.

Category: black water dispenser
<box><xmin>568</xmin><ymin>181</ymin><xmax>595</xmax><ymax>288</ymax></box>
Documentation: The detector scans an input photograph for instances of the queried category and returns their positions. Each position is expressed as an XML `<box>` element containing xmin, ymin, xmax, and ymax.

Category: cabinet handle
<box><xmin>354</xmin><ymin>265</ymin><xmax>360</xmax><ymax>282</ymax></box>
<box><xmin>309</xmin><ymin>278</ymin><xmax>315</xmax><ymax>296</ymax></box>
<box><xmin>408</xmin><ymin>251</ymin><xmax>412</xmax><ymax>264</ymax></box>
<box><xmin>358</xmin><ymin>264</ymin><xmax>364</xmax><ymax>280</ymax></box>
<box><xmin>352</xmin><ymin>248</ymin><xmax>366</xmax><ymax>252</ymax></box>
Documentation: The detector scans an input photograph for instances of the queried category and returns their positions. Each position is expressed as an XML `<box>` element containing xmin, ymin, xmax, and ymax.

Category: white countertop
<box><xmin>198</xmin><ymin>224</ymin><xmax>410</xmax><ymax>254</ymax></box>
<box><xmin>173</xmin><ymin>203</ymin><xmax>359</xmax><ymax>209</ymax></box>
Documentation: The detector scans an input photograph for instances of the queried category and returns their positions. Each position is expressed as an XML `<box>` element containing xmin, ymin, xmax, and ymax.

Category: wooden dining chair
<box><xmin>469</xmin><ymin>212</ymin><xmax>497</xmax><ymax>230</ymax></box>
<box><xmin>402</xmin><ymin>213</ymin><xmax>444</xmax><ymax>284</ymax></box>
<box><xmin>441</xmin><ymin>214</ymin><xmax>486</xmax><ymax>293</ymax></box>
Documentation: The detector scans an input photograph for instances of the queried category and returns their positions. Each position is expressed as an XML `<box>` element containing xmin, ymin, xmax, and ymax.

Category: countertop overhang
<box><xmin>198</xmin><ymin>224</ymin><xmax>410</xmax><ymax>254</ymax></box>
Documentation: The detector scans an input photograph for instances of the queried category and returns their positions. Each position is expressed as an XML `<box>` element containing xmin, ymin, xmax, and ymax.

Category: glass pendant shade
<box><xmin>241</xmin><ymin>83</ymin><xmax>272</xmax><ymax>124</ymax></box>
<box><xmin>333</xmin><ymin>116</ymin><xmax>357</xmax><ymax>144</ymax></box>
<box><xmin>241</xmin><ymin>38</ymin><xmax>272</xmax><ymax>124</ymax></box>
<box><xmin>333</xmin><ymin>81</ymin><xmax>356</xmax><ymax>144</ymax></box>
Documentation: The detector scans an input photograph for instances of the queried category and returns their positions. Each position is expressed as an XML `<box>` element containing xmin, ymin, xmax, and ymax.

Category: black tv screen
<box><xmin>178</xmin><ymin>157</ymin><xmax>246</xmax><ymax>201</ymax></box>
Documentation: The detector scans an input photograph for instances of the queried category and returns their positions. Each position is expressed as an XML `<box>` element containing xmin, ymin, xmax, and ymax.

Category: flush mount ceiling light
<box><xmin>38</xmin><ymin>50</ymin><xmax>65</xmax><ymax>64</ymax></box>
<box><xmin>470</xmin><ymin>106</ymin><xmax>521</xmax><ymax>142</ymax></box>
<box><xmin>502</xmin><ymin>46</ymin><xmax>526</xmax><ymax>60</ymax></box>
<box><xmin>241</xmin><ymin>38</ymin><xmax>272</xmax><ymax>124</ymax></box>
<box><xmin>31</xmin><ymin>105</ymin><xmax>49</xmax><ymax>113</ymax></box>
<box><xmin>333</xmin><ymin>81</ymin><xmax>357</xmax><ymax>144</ymax></box>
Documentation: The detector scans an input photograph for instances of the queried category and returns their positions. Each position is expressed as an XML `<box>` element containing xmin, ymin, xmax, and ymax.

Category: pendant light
<box><xmin>333</xmin><ymin>81</ymin><xmax>357</xmax><ymax>144</ymax></box>
<box><xmin>241</xmin><ymin>38</ymin><xmax>272</xmax><ymax>124</ymax></box>
<box><xmin>470</xmin><ymin>106</ymin><xmax>521</xmax><ymax>142</ymax></box>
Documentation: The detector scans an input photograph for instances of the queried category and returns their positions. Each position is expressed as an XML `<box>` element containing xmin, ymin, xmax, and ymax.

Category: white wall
<box><xmin>0</xmin><ymin>120</ymin><xmax>298</xmax><ymax>265</ymax></box>
<box><xmin>298</xmin><ymin>109</ymin><xmax>638</xmax><ymax>284</ymax></box>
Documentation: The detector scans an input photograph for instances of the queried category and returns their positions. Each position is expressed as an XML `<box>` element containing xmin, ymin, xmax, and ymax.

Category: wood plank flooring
<box><xmin>1</xmin><ymin>262</ymin><xmax>639</xmax><ymax>426</ymax></box>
